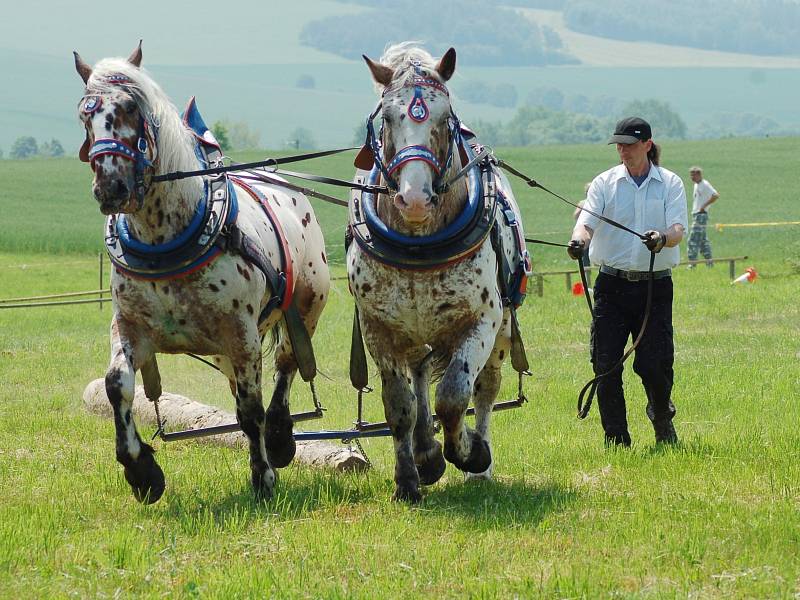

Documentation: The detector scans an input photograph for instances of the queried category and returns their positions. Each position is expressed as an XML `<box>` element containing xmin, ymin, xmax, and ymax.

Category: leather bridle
<box><xmin>79</xmin><ymin>74</ymin><xmax>159</xmax><ymax>210</ymax></box>
<box><xmin>364</xmin><ymin>61</ymin><xmax>461</xmax><ymax>195</ymax></box>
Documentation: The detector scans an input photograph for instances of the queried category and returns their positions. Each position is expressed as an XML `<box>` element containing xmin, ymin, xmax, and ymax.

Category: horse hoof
<box><xmin>251</xmin><ymin>468</ymin><xmax>276</xmax><ymax>501</ymax></box>
<box><xmin>124</xmin><ymin>453</ymin><xmax>165</xmax><ymax>504</ymax></box>
<box><xmin>416</xmin><ymin>442</ymin><xmax>446</xmax><ymax>486</ymax></box>
<box><xmin>392</xmin><ymin>484</ymin><xmax>422</xmax><ymax>504</ymax></box>
<box><xmin>465</xmin><ymin>461</ymin><xmax>494</xmax><ymax>481</ymax></box>
<box><xmin>264</xmin><ymin>408</ymin><xmax>296</xmax><ymax>468</ymax></box>
<box><xmin>444</xmin><ymin>431</ymin><xmax>492</xmax><ymax>474</ymax></box>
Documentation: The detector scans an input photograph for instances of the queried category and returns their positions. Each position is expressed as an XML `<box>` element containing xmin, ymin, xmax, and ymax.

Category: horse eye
<box><xmin>124</xmin><ymin>98</ymin><xmax>137</xmax><ymax>114</ymax></box>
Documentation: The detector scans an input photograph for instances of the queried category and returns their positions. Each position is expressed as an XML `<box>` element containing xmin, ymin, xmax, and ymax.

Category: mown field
<box><xmin>1</xmin><ymin>138</ymin><xmax>799</xmax><ymax>598</ymax></box>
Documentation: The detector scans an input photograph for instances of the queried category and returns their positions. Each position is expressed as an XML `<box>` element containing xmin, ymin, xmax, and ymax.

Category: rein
<box><xmin>500</xmin><ymin>160</ymin><xmax>658</xmax><ymax>420</ymax></box>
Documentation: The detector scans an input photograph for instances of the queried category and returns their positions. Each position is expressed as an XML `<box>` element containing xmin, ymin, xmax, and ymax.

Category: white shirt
<box><xmin>578</xmin><ymin>163</ymin><xmax>688</xmax><ymax>271</ymax></box>
<box><xmin>692</xmin><ymin>179</ymin><xmax>718</xmax><ymax>213</ymax></box>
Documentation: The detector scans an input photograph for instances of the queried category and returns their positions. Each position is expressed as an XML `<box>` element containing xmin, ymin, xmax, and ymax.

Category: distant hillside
<box><xmin>299</xmin><ymin>0</ymin><xmax>575</xmax><ymax>66</ymax></box>
<box><xmin>561</xmin><ymin>0</ymin><xmax>800</xmax><ymax>57</ymax></box>
<box><xmin>0</xmin><ymin>0</ymin><xmax>360</xmax><ymax>65</ymax></box>
<box><xmin>2</xmin><ymin>48</ymin><xmax>800</xmax><ymax>155</ymax></box>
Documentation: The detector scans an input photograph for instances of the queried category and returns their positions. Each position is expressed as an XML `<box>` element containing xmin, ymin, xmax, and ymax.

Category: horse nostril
<box><xmin>113</xmin><ymin>179</ymin><xmax>128</xmax><ymax>198</ymax></box>
<box><xmin>429</xmin><ymin>194</ymin><xmax>439</xmax><ymax>207</ymax></box>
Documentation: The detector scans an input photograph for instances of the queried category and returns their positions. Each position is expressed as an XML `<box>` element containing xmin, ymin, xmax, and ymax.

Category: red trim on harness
<box><xmin>232</xmin><ymin>179</ymin><xmax>294</xmax><ymax>311</ymax></box>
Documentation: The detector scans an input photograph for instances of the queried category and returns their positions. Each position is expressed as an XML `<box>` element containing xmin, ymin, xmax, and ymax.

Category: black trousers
<box><xmin>590</xmin><ymin>272</ymin><xmax>676</xmax><ymax>440</ymax></box>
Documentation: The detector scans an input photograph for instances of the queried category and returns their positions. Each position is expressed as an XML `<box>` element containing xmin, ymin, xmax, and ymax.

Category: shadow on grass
<box><xmin>419</xmin><ymin>478</ymin><xmax>577</xmax><ymax>530</ymax></box>
<box><xmin>160</xmin><ymin>468</ymin><xmax>576</xmax><ymax>533</ymax></box>
<box><xmin>161</xmin><ymin>468</ymin><xmax>382</xmax><ymax>532</ymax></box>
<box><xmin>644</xmin><ymin>438</ymin><xmax>721</xmax><ymax>458</ymax></box>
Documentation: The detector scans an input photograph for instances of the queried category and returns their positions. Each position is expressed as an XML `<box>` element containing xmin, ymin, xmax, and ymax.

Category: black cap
<box><xmin>608</xmin><ymin>117</ymin><xmax>652</xmax><ymax>145</ymax></box>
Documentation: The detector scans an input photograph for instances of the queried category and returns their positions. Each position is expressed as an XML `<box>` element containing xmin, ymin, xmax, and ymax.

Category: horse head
<box><xmin>74</xmin><ymin>42</ymin><xmax>160</xmax><ymax>215</ymax></box>
<box><xmin>363</xmin><ymin>45</ymin><xmax>460</xmax><ymax>230</ymax></box>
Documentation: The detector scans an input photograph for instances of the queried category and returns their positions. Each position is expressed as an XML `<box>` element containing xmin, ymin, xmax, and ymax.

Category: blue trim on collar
<box><xmin>116</xmin><ymin>181</ymin><xmax>209</xmax><ymax>254</ymax></box>
<box><xmin>361</xmin><ymin>142</ymin><xmax>481</xmax><ymax>246</ymax></box>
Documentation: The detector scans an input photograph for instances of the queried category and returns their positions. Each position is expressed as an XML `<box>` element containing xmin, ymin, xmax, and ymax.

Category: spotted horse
<box><xmin>74</xmin><ymin>43</ymin><xmax>330</xmax><ymax>503</ymax></box>
<box><xmin>348</xmin><ymin>43</ymin><xmax>532</xmax><ymax>502</ymax></box>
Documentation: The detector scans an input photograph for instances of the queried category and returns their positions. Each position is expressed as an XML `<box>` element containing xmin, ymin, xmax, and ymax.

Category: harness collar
<box><xmin>105</xmin><ymin>174</ymin><xmax>237</xmax><ymax>280</ymax></box>
<box><xmin>349</xmin><ymin>142</ymin><xmax>494</xmax><ymax>270</ymax></box>
<box><xmin>104</xmin><ymin>100</ymin><xmax>231</xmax><ymax>280</ymax></box>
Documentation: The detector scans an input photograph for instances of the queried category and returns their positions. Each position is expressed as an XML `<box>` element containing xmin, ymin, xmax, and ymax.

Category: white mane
<box><xmin>375</xmin><ymin>42</ymin><xmax>441</xmax><ymax>94</ymax></box>
<box><xmin>87</xmin><ymin>58</ymin><xmax>198</xmax><ymax>177</ymax></box>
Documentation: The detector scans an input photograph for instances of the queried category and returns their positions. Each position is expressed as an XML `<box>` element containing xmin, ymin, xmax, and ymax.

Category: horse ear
<box><xmin>363</xmin><ymin>54</ymin><xmax>394</xmax><ymax>87</ymax></box>
<box><xmin>435</xmin><ymin>47</ymin><xmax>456</xmax><ymax>81</ymax></box>
<box><xmin>79</xmin><ymin>136</ymin><xmax>90</xmax><ymax>163</ymax></box>
<box><xmin>128</xmin><ymin>40</ymin><xmax>143</xmax><ymax>67</ymax></box>
<box><xmin>73</xmin><ymin>51</ymin><xmax>92</xmax><ymax>84</ymax></box>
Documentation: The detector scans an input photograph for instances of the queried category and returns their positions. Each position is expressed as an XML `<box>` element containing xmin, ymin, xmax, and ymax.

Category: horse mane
<box><xmin>87</xmin><ymin>58</ymin><xmax>197</xmax><ymax>176</ymax></box>
<box><xmin>375</xmin><ymin>42</ymin><xmax>443</xmax><ymax>94</ymax></box>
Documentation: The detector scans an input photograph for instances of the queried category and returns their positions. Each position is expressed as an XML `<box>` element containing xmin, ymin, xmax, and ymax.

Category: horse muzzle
<box><xmin>93</xmin><ymin>177</ymin><xmax>134</xmax><ymax>215</ymax></box>
<box><xmin>394</xmin><ymin>191</ymin><xmax>438</xmax><ymax>224</ymax></box>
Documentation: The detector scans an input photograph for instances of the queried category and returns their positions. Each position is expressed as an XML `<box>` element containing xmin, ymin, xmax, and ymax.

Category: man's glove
<box><xmin>642</xmin><ymin>230</ymin><xmax>667</xmax><ymax>253</ymax></box>
<box><xmin>567</xmin><ymin>239</ymin><xmax>586</xmax><ymax>260</ymax></box>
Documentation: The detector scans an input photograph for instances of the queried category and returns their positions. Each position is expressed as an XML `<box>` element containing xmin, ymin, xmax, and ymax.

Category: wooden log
<box><xmin>82</xmin><ymin>379</ymin><xmax>368</xmax><ymax>472</ymax></box>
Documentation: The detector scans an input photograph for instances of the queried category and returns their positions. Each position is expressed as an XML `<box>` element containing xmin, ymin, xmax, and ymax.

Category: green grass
<box><xmin>1</xmin><ymin>141</ymin><xmax>800</xmax><ymax>597</ymax></box>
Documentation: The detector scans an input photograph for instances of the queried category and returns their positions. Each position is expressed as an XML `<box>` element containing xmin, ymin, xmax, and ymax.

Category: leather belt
<box><xmin>600</xmin><ymin>265</ymin><xmax>671</xmax><ymax>281</ymax></box>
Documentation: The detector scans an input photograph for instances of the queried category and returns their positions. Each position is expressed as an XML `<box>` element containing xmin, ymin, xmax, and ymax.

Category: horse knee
<box><xmin>381</xmin><ymin>372</ymin><xmax>416</xmax><ymax>436</ymax></box>
<box><xmin>236</xmin><ymin>403</ymin><xmax>265</xmax><ymax>441</ymax></box>
<box><xmin>435</xmin><ymin>361</ymin><xmax>472</xmax><ymax>430</ymax></box>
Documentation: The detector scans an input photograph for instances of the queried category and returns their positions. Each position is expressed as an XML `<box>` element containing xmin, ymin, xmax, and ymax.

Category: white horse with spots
<box><xmin>349</xmin><ymin>43</ymin><xmax>530</xmax><ymax>502</ymax></box>
<box><xmin>74</xmin><ymin>43</ymin><xmax>329</xmax><ymax>503</ymax></box>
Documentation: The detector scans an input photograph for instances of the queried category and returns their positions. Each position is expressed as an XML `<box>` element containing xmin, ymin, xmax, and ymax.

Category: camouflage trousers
<box><xmin>687</xmin><ymin>211</ymin><xmax>712</xmax><ymax>261</ymax></box>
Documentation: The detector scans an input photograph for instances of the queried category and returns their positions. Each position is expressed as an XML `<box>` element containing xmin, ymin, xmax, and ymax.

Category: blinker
<box><xmin>82</xmin><ymin>95</ymin><xmax>102</xmax><ymax>115</ymax></box>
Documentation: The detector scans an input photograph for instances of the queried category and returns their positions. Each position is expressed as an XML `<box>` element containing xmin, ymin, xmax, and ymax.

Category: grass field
<box><xmin>1</xmin><ymin>139</ymin><xmax>799</xmax><ymax>597</ymax></box>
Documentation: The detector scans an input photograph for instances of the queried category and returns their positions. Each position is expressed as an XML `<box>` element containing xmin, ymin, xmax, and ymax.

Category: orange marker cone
<box><xmin>572</xmin><ymin>281</ymin><xmax>592</xmax><ymax>296</ymax></box>
<box><xmin>732</xmin><ymin>267</ymin><xmax>758</xmax><ymax>285</ymax></box>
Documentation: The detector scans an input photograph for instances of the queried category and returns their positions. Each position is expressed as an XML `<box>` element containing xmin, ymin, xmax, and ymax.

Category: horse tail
<box><xmin>262</xmin><ymin>320</ymin><xmax>282</xmax><ymax>357</ymax></box>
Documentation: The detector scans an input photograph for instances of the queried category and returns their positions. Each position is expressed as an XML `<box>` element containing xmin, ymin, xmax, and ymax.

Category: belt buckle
<box><xmin>627</xmin><ymin>271</ymin><xmax>643</xmax><ymax>282</ymax></box>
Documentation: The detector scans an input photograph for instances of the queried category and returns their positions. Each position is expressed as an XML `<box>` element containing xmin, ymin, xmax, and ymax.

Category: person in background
<box><xmin>687</xmin><ymin>166</ymin><xmax>720</xmax><ymax>268</ymax></box>
<box><xmin>567</xmin><ymin>117</ymin><xmax>688</xmax><ymax>447</ymax></box>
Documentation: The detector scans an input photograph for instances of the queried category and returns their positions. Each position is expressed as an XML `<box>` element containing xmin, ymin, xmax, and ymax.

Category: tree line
<box><xmin>562</xmin><ymin>0</ymin><xmax>800</xmax><ymax>56</ymax></box>
<box><xmin>301</xmin><ymin>0</ymin><xmax>576</xmax><ymax>66</ymax></box>
<box><xmin>4</xmin><ymin>137</ymin><xmax>65</xmax><ymax>160</ymax></box>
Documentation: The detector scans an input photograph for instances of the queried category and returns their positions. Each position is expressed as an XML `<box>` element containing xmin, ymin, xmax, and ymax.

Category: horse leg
<box><xmin>436</xmin><ymin>321</ymin><xmax>496</xmax><ymax>475</ymax></box>
<box><xmin>264</xmin><ymin>346</ymin><xmax>297</xmax><ymax>469</ymax></box>
<box><xmin>411</xmin><ymin>359</ymin><xmax>446</xmax><ymax>486</ymax></box>
<box><xmin>264</xmin><ymin>275</ymin><xmax>327</xmax><ymax>468</ymax></box>
<box><xmin>230</xmin><ymin>334</ymin><xmax>275</xmax><ymax>500</ymax></box>
<box><xmin>378</xmin><ymin>360</ymin><xmax>420</xmax><ymax>503</ymax></box>
<box><xmin>105</xmin><ymin>320</ymin><xmax>165</xmax><ymax>504</ymax></box>
<box><xmin>466</xmin><ymin>318</ymin><xmax>511</xmax><ymax>481</ymax></box>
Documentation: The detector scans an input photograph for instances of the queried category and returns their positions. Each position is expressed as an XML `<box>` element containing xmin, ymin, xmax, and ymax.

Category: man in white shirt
<box><xmin>687</xmin><ymin>166</ymin><xmax>719</xmax><ymax>267</ymax></box>
<box><xmin>567</xmin><ymin>117</ymin><xmax>688</xmax><ymax>447</ymax></box>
